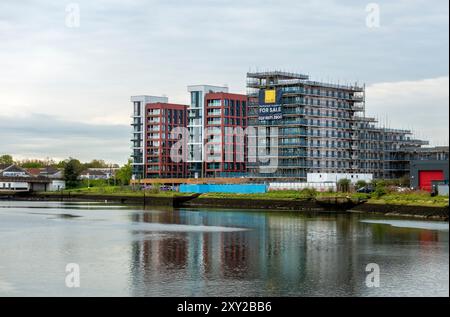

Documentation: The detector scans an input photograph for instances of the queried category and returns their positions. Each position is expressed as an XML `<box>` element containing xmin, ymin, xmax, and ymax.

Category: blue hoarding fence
<box><xmin>179</xmin><ymin>184</ymin><xmax>267</xmax><ymax>194</ymax></box>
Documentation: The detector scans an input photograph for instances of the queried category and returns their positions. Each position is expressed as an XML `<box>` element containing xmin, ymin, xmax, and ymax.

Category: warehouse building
<box><xmin>410</xmin><ymin>146</ymin><xmax>449</xmax><ymax>192</ymax></box>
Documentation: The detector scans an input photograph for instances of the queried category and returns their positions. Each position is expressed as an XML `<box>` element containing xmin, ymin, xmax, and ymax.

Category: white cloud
<box><xmin>366</xmin><ymin>76</ymin><xmax>449</xmax><ymax>146</ymax></box>
<box><xmin>0</xmin><ymin>0</ymin><xmax>448</xmax><ymax>161</ymax></box>
<box><xmin>0</xmin><ymin>113</ymin><xmax>129</xmax><ymax>164</ymax></box>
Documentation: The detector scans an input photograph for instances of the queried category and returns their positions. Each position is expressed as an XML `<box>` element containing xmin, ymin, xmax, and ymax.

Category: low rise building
<box><xmin>79</xmin><ymin>169</ymin><xmax>109</xmax><ymax>180</ymax></box>
<box><xmin>410</xmin><ymin>146</ymin><xmax>449</xmax><ymax>192</ymax></box>
<box><xmin>0</xmin><ymin>165</ymin><xmax>65</xmax><ymax>192</ymax></box>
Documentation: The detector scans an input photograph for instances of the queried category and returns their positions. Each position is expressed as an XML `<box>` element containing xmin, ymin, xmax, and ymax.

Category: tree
<box><xmin>56</xmin><ymin>160</ymin><xmax>67</xmax><ymax>168</ymax></box>
<box><xmin>63</xmin><ymin>158</ymin><xmax>83</xmax><ymax>188</ymax></box>
<box><xmin>355</xmin><ymin>180</ymin><xmax>367</xmax><ymax>189</ymax></box>
<box><xmin>0</xmin><ymin>154</ymin><xmax>14</xmax><ymax>165</ymax></box>
<box><xmin>116</xmin><ymin>160</ymin><xmax>133</xmax><ymax>186</ymax></box>
<box><xmin>13</xmin><ymin>157</ymin><xmax>56</xmax><ymax>168</ymax></box>
<box><xmin>373</xmin><ymin>180</ymin><xmax>387</xmax><ymax>198</ymax></box>
<box><xmin>84</xmin><ymin>159</ymin><xmax>109</xmax><ymax>169</ymax></box>
<box><xmin>337</xmin><ymin>179</ymin><xmax>351</xmax><ymax>192</ymax></box>
<box><xmin>20</xmin><ymin>161</ymin><xmax>45</xmax><ymax>168</ymax></box>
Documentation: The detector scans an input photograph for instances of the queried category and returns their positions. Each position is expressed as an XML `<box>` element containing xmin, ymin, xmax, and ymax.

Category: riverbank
<box><xmin>181</xmin><ymin>196</ymin><xmax>448</xmax><ymax>220</ymax></box>
<box><xmin>1</xmin><ymin>191</ymin><xmax>191</xmax><ymax>207</ymax></box>
<box><xmin>350</xmin><ymin>203</ymin><xmax>449</xmax><ymax>221</ymax></box>
<box><xmin>1</xmin><ymin>190</ymin><xmax>448</xmax><ymax>220</ymax></box>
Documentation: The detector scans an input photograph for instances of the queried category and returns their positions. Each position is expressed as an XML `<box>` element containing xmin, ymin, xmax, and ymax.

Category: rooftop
<box><xmin>247</xmin><ymin>71</ymin><xmax>364</xmax><ymax>92</ymax></box>
<box><xmin>247</xmin><ymin>71</ymin><xmax>309</xmax><ymax>80</ymax></box>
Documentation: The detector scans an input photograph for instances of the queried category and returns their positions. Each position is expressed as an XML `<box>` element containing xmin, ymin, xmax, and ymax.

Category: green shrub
<box><xmin>149</xmin><ymin>183</ymin><xmax>161</xmax><ymax>194</ymax></box>
<box><xmin>300</xmin><ymin>188</ymin><xmax>317</xmax><ymax>199</ymax></box>
<box><xmin>79</xmin><ymin>179</ymin><xmax>109</xmax><ymax>188</ymax></box>
<box><xmin>373</xmin><ymin>180</ymin><xmax>387</xmax><ymax>198</ymax></box>
<box><xmin>337</xmin><ymin>179</ymin><xmax>351</xmax><ymax>192</ymax></box>
<box><xmin>355</xmin><ymin>180</ymin><xmax>367</xmax><ymax>189</ymax></box>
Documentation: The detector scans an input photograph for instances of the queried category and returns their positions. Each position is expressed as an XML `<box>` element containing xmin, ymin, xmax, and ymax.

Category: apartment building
<box><xmin>187</xmin><ymin>85</ymin><xmax>229</xmax><ymax>178</ymax></box>
<box><xmin>357</xmin><ymin>124</ymin><xmax>428</xmax><ymax>179</ymax></box>
<box><xmin>131</xmin><ymin>96</ymin><xmax>188</xmax><ymax>179</ymax></box>
<box><xmin>246</xmin><ymin>71</ymin><xmax>427</xmax><ymax>181</ymax></box>
<box><xmin>145</xmin><ymin>102</ymin><xmax>188</xmax><ymax>179</ymax></box>
<box><xmin>131</xmin><ymin>71</ymin><xmax>434</xmax><ymax>182</ymax></box>
<box><xmin>131</xmin><ymin>95</ymin><xmax>169</xmax><ymax>179</ymax></box>
<box><xmin>204</xmin><ymin>92</ymin><xmax>248</xmax><ymax>178</ymax></box>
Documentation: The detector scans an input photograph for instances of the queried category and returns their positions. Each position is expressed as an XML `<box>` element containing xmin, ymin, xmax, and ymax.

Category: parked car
<box><xmin>356</xmin><ymin>186</ymin><xmax>374</xmax><ymax>193</ymax></box>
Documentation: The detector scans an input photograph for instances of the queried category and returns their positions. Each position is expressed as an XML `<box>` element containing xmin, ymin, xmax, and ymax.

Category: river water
<box><xmin>0</xmin><ymin>201</ymin><xmax>448</xmax><ymax>297</ymax></box>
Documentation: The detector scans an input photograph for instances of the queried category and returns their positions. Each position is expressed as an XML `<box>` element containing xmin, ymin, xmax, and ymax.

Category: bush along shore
<box><xmin>1</xmin><ymin>185</ymin><xmax>448</xmax><ymax>220</ymax></box>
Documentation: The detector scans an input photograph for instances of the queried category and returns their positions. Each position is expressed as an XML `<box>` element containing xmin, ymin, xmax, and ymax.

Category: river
<box><xmin>0</xmin><ymin>201</ymin><xmax>448</xmax><ymax>297</ymax></box>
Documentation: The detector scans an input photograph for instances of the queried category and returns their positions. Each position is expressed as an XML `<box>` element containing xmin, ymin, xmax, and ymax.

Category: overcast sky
<box><xmin>0</xmin><ymin>0</ymin><xmax>448</xmax><ymax>164</ymax></box>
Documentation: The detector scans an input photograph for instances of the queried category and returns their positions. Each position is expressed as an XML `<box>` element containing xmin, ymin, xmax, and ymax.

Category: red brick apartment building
<box><xmin>145</xmin><ymin>103</ymin><xmax>188</xmax><ymax>178</ymax></box>
<box><xmin>204</xmin><ymin>92</ymin><xmax>248</xmax><ymax>178</ymax></box>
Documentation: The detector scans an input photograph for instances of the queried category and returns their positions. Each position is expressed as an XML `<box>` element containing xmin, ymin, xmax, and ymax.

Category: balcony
<box><xmin>351</xmin><ymin>96</ymin><xmax>364</xmax><ymax>102</ymax></box>
<box><xmin>351</xmin><ymin>105</ymin><xmax>364</xmax><ymax>111</ymax></box>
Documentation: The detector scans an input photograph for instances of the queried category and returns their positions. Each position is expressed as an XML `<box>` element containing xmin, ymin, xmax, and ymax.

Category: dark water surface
<box><xmin>0</xmin><ymin>201</ymin><xmax>448</xmax><ymax>297</ymax></box>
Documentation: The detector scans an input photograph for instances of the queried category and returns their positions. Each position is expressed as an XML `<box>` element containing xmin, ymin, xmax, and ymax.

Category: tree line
<box><xmin>0</xmin><ymin>154</ymin><xmax>119</xmax><ymax>169</ymax></box>
<box><xmin>0</xmin><ymin>154</ymin><xmax>132</xmax><ymax>188</ymax></box>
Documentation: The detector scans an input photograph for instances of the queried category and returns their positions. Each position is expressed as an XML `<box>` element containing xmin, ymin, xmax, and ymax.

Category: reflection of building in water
<box><xmin>129</xmin><ymin>210</ymin><xmax>189</xmax><ymax>296</ymax></box>
<box><xmin>127</xmin><ymin>209</ymin><xmax>448</xmax><ymax>296</ymax></box>
<box><xmin>262</xmin><ymin>214</ymin><xmax>307</xmax><ymax>292</ymax></box>
<box><xmin>221</xmin><ymin>231</ymin><xmax>252</xmax><ymax>277</ymax></box>
<box><xmin>160</xmin><ymin>237</ymin><xmax>188</xmax><ymax>269</ymax></box>
<box><xmin>129</xmin><ymin>210</ymin><xmax>360</xmax><ymax>295</ymax></box>
<box><xmin>128</xmin><ymin>210</ymin><xmax>273</xmax><ymax>295</ymax></box>
<box><xmin>301</xmin><ymin>215</ymin><xmax>361</xmax><ymax>296</ymax></box>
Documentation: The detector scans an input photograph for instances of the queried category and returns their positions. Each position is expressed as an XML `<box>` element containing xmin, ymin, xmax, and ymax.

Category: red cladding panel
<box><xmin>419</xmin><ymin>170</ymin><xmax>444</xmax><ymax>192</ymax></box>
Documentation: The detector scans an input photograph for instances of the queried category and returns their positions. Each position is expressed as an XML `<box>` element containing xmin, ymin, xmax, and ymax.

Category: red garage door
<box><xmin>419</xmin><ymin>170</ymin><xmax>444</xmax><ymax>192</ymax></box>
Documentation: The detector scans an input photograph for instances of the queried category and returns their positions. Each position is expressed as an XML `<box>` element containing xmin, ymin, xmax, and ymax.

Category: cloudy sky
<box><xmin>0</xmin><ymin>0</ymin><xmax>448</xmax><ymax>164</ymax></box>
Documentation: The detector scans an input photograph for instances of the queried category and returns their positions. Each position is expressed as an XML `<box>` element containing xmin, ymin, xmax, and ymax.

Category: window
<box><xmin>191</xmin><ymin>91</ymin><xmax>201</xmax><ymax>108</ymax></box>
<box><xmin>134</xmin><ymin>102</ymin><xmax>141</xmax><ymax>116</ymax></box>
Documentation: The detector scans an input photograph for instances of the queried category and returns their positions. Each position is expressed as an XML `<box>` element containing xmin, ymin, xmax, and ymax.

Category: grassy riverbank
<box><xmin>37</xmin><ymin>186</ymin><xmax>188</xmax><ymax>198</ymax></box>
<box><xmin>196</xmin><ymin>191</ymin><xmax>368</xmax><ymax>201</ymax></box>
<box><xmin>199</xmin><ymin>192</ymin><xmax>448</xmax><ymax>207</ymax></box>
<box><xmin>367</xmin><ymin>192</ymin><xmax>449</xmax><ymax>207</ymax></box>
<box><xmin>33</xmin><ymin>186</ymin><xmax>449</xmax><ymax>208</ymax></box>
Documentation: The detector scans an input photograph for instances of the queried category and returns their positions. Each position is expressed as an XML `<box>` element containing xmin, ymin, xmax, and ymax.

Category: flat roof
<box><xmin>247</xmin><ymin>71</ymin><xmax>309</xmax><ymax>80</ymax></box>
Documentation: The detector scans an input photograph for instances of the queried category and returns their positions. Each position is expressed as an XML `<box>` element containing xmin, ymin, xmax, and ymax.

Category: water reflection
<box><xmin>0</xmin><ymin>202</ymin><xmax>447</xmax><ymax>296</ymax></box>
<box><xmin>128</xmin><ymin>208</ymin><xmax>449</xmax><ymax>297</ymax></box>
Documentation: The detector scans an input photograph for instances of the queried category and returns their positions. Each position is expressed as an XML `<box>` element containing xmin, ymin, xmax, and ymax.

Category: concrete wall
<box><xmin>0</xmin><ymin>181</ymin><xmax>29</xmax><ymax>191</ymax></box>
<box><xmin>269</xmin><ymin>182</ymin><xmax>336</xmax><ymax>192</ymax></box>
<box><xmin>30</xmin><ymin>183</ymin><xmax>48</xmax><ymax>192</ymax></box>
<box><xmin>307</xmin><ymin>173</ymin><xmax>373</xmax><ymax>184</ymax></box>
<box><xmin>50</xmin><ymin>180</ymin><xmax>66</xmax><ymax>191</ymax></box>
<box><xmin>438</xmin><ymin>185</ymin><xmax>449</xmax><ymax>196</ymax></box>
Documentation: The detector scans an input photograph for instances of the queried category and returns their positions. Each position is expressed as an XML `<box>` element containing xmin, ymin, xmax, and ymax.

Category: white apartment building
<box><xmin>187</xmin><ymin>85</ymin><xmax>228</xmax><ymax>178</ymax></box>
<box><xmin>130</xmin><ymin>95</ymin><xmax>169</xmax><ymax>179</ymax></box>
